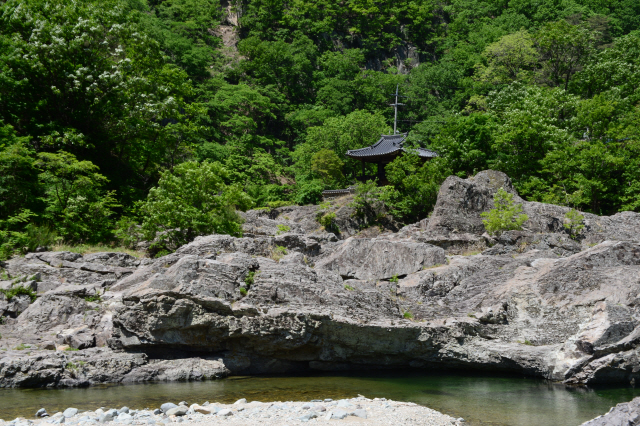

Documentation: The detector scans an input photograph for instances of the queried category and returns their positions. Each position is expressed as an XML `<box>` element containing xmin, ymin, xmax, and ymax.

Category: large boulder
<box><xmin>425</xmin><ymin>170</ymin><xmax>640</xmax><ymax>244</ymax></box>
<box><xmin>426</xmin><ymin>170</ymin><xmax>521</xmax><ymax>235</ymax></box>
<box><xmin>314</xmin><ymin>237</ymin><xmax>446</xmax><ymax>280</ymax></box>
<box><xmin>0</xmin><ymin>347</ymin><xmax>229</xmax><ymax>388</ymax></box>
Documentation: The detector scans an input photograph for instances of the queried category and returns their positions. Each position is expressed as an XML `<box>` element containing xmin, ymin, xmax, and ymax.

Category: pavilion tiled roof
<box><xmin>345</xmin><ymin>134</ymin><xmax>438</xmax><ymax>160</ymax></box>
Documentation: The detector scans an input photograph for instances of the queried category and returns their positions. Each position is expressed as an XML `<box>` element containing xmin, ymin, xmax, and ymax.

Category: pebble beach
<box><xmin>1</xmin><ymin>397</ymin><xmax>463</xmax><ymax>426</ymax></box>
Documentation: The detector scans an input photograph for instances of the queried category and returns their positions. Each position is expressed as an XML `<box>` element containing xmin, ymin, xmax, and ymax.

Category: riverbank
<box><xmin>1</xmin><ymin>397</ymin><xmax>462</xmax><ymax>426</ymax></box>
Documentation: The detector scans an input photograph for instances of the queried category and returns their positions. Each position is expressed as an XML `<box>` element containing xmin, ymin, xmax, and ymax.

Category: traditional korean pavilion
<box><xmin>345</xmin><ymin>133</ymin><xmax>438</xmax><ymax>185</ymax></box>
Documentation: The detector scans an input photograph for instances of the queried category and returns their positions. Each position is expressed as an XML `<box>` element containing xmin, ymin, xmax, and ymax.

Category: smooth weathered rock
<box><xmin>216</xmin><ymin>409</ymin><xmax>232</xmax><ymax>417</ymax></box>
<box><xmin>160</xmin><ymin>404</ymin><xmax>177</xmax><ymax>414</ymax></box>
<box><xmin>62</xmin><ymin>408</ymin><xmax>78</xmax><ymax>418</ymax></box>
<box><xmin>190</xmin><ymin>405</ymin><xmax>212</xmax><ymax>415</ymax></box>
<box><xmin>165</xmin><ymin>406</ymin><xmax>188</xmax><ymax>417</ymax></box>
<box><xmin>331</xmin><ymin>409</ymin><xmax>349</xmax><ymax>419</ymax></box>
<box><xmin>314</xmin><ymin>237</ymin><xmax>446</xmax><ymax>280</ymax></box>
<box><xmin>352</xmin><ymin>408</ymin><xmax>367</xmax><ymax>419</ymax></box>
<box><xmin>299</xmin><ymin>411</ymin><xmax>318</xmax><ymax>421</ymax></box>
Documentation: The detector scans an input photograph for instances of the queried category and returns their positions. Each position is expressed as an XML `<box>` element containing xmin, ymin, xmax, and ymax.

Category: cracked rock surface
<box><xmin>2</xmin><ymin>170</ymin><xmax>640</xmax><ymax>391</ymax></box>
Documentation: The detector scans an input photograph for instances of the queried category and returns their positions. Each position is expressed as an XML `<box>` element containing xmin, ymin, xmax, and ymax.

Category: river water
<box><xmin>1</xmin><ymin>372</ymin><xmax>639</xmax><ymax>425</ymax></box>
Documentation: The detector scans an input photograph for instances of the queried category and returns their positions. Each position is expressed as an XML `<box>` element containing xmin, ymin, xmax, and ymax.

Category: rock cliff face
<box><xmin>2</xmin><ymin>170</ymin><xmax>640</xmax><ymax>389</ymax></box>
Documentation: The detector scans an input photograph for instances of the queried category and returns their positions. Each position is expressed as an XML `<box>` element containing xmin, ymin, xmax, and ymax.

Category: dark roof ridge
<box><xmin>346</xmin><ymin>133</ymin><xmax>438</xmax><ymax>159</ymax></box>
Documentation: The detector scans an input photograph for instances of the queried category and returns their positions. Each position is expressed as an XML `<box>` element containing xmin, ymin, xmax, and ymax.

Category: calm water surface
<box><xmin>1</xmin><ymin>372</ymin><xmax>639</xmax><ymax>426</ymax></box>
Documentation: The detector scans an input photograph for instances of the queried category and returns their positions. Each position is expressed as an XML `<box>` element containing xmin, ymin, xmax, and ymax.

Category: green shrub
<box><xmin>239</xmin><ymin>287</ymin><xmax>248</xmax><ymax>296</ymax></box>
<box><xmin>140</xmin><ymin>161</ymin><xmax>252</xmax><ymax>254</ymax></box>
<box><xmin>276</xmin><ymin>224</ymin><xmax>291</xmax><ymax>235</ymax></box>
<box><xmin>350</xmin><ymin>180</ymin><xmax>386</xmax><ymax>224</ymax></box>
<box><xmin>481</xmin><ymin>188</ymin><xmax>528</xmax><ymax>235</ymax></box>
<box><xmin>403</xmin><ymin>311</ymin><xmax>414</xmax><ymax>319</ymax></box>
<box><xmin>390</xmin><ymin>274</ymin><xmax>399</xmax><ymax>283</ymax></box>
<box><xmin>244</xmin><ymin>270</ymin><xmax>256</xmax><ymax>287</ymax></box>
<box><xmin>0</xmin><ymin>210</ymin><xmax>34</xmax><ymax>260</ymax></box>
<box><xmin>24</xmin><ymin>223</ymin><xmax>59</xmax><ymax>252</ymax></box>
<box><xmin>114</xmin><ymin>216</ymin><xmax>144</xmax><ymax>249</ymax></box>
<box><xmin>294</xmin><ymin>180</ymin><xmax>324</xmax><ymax>205</ymax></box>
<box><xmin>381</xmin><ymin>155</ymin><xmax>452</xmax><ymax>224</ymax></box>
<box><xmin>344</xmin><ymin>284</ymin><xmax>355</xmax><ymax>291</ymax></box>
<box><xmin>270</xmin><ymin>245</ymin><xmax>288</xmax><ymax>261</ymax></box>
<box><xmin>318</xmin><ymin>212</ymin><xmax>337</xmax><ymax>230</ymax></box>
<box><xmin>564</xmin><ymin>209</ymin><xmax>585</xmax><ymax>239</ymax></box>
<box><xmin>0</xmin><ymin>285</ymin><xmax>37</xmax><ymax>303</ymax></box>
<box><xmin>83</xmin><ymin>295</ymin><xmax>102</xmax><ymax>303</ymax></box>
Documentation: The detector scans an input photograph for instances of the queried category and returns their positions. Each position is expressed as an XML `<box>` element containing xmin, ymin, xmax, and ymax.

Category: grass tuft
<box><xmin>52</xmin><ymin>243</ymin><xmax>145</xmax><ymax>258</ymax></box>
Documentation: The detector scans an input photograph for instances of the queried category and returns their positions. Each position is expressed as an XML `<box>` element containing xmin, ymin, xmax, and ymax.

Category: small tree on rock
<box><xmin>563</xmin><ymin>209</ymin><xmax>585</xmax><ymax>239</ymax></box>
<box><xmin>481</xmin><ymin>188</ymin><xmax>528</xmax><ymax>235</ymax></box>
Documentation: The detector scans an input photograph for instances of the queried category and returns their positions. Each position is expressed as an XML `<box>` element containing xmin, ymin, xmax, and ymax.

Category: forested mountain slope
<box><xmin>1</xmin><ymin>0</ymin><xmax>640</xmax><ymax>255</ymax></box>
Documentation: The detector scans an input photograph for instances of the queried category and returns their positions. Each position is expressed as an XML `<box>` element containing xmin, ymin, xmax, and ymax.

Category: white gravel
<box><xmin>3</xmin><ymin>397</ymin><xmax>464</xmax><ymax>426</ymax></box>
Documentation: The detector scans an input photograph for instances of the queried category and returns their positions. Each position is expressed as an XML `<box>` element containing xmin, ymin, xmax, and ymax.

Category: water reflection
<box><xmin>0</xmin><ymin>372</ymin><xmax>638</xmax><ymax>426</ymax></box>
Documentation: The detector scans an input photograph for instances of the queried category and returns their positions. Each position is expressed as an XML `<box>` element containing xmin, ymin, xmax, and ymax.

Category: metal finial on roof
<box><xmin>390</xmin><ymin>84</ymin><xmax>406</xmax><ymax>134</ymax></box>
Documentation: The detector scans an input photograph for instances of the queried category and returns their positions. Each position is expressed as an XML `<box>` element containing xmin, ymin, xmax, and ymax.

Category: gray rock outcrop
<box><xmin>2</xmin><ymin>169</ymin><xmax>640</xmax><ymax>396</ymax></box>
<box><xmin>314</xmin><ymin>237</ymin><xmax>445</xmax><ymax>280</ymax></box>
<box><xmin>426</xmin><ymin>170</ymin><xmax>640</xmax><ymax>246</ymax></box>
<box><xmin>581</xmin><ymin>396</ymin><xmax>640</xmax><ymax>425</ymax></box>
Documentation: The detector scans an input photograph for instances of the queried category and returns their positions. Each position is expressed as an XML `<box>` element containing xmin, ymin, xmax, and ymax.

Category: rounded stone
<box><xmin>165</xmin><ymin>407</ymin><xmax>188</xmax><ymax>417</ymax></box>
<box><xmin>217</xmin><ymin>409</ymin><xmax>233</xmax><ymax>417</ymax></box>
<box><xmin>63</xmin><ymin>409</ymin><xmax>78</xmax><ymax>418</ymax></box>
<box><xmin>160</xmin><ymin>404</ymin><xmax>177</xmax><ymax>414</ymax></box>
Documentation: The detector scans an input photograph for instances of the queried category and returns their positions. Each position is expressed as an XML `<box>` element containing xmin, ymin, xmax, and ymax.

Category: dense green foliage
<box><xmin>1</xmin><ymin>0</ymin><xmax>640</xmax><ymax>256</ymax></box>
<box><xmin>138</xmin><ymin>161</ymin><xmax>251</xmax><ymax>254</ymax></box>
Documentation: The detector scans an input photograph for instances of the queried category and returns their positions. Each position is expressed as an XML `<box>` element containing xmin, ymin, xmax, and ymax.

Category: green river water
<box><xmin>1</xmin><ymin>372</ymin><xmax>639</xmax><ymax>425</ymax></box>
